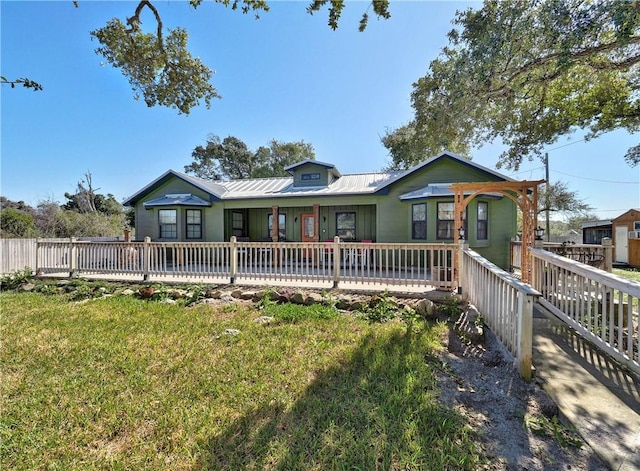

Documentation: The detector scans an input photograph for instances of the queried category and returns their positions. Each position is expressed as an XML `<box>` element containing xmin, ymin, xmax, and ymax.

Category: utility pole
<box><xmin>544</xmin><ymin>152</ymin><xmax>550</xmax><ymax>242</ymax></box>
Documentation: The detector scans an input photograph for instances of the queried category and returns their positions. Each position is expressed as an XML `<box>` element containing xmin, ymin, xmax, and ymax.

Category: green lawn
<box><xmin>613</xmin><ymin>267</ymin><xmax>640</xmax><ymax>283</ymax></box>
<box><xmin>1</xmin><ymin>292</ymin><xmax>483</xmax><ymax>470</ymax></box>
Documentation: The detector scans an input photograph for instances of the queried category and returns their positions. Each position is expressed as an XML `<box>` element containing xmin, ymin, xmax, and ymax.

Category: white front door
<box><xmin>614</xmin><ymin>225</ymin><xmax>629</xmax><ymax>263</ymax></box>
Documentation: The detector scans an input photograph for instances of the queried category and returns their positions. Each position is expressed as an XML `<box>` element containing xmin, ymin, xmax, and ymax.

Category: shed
<box><xmin>611</xmin><ymin>209</ymin><xmax>640</xmax><ymax>267</ymax></box>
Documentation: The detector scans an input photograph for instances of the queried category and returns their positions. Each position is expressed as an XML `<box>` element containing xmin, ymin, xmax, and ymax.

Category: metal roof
<box><xmin>143</xmin><ymin>193</ymin><xmax>212</xmax><ymax>207</ymax></box>
<box><xmin>399</xmin><ymin>183</ymin><xmax>504</xmax><ymax>201</ymax></box>
<box><xmin>123</xmin><ymin>151</ymin><xmax>513</xmax><ymax>205</ymax></box>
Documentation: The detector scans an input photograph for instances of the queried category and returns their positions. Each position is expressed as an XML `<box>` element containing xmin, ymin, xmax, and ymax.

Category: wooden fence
<box><xmin>530</xmin><ymin>247</ymin><xmax>639</xmax><ymax>375</ymax></box>
<box><xmin>1</xmin><ymin>238</ymin><xmax>121</xmax><ymax>275</ymax></box>
<box><xmin>31</xmin><ymin>237</ymin><xmax>458</xmax><ymax>291</ymax></box>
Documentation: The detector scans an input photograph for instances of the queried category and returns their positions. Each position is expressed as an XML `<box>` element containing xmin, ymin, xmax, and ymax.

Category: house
<box><xmin>611</xmin><ymin>209</ymin><xmax>640</xmax><ymax>267</ymax></box>
<box><xmin>123</xmin><ymin>152</ymin><xmax>518</xmax><ymax>268</ymax></box>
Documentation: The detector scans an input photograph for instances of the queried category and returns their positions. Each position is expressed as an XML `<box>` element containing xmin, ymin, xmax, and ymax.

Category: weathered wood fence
<box><xmin>530</xmin><ymin>247</ymin><xmax>639</xmax><ymax>375</ymax></box>
<box><xmin>30</xmin><ymin>237</ymin><xmax>458</xmax><ymax>291</ymax></box>
<box><xmin>1</xmin><ymin>237</ymin><xmax>122</xmax><ymax>274</ymax></box>
<box><xmin>510</xmin><ymin>239</ymin><xmax>613</xmax><ymax>273</ymax></box>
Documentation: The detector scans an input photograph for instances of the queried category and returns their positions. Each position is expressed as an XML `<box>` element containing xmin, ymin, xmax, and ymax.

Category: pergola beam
<box><xmin>450</xmin><ymin>180</ymin><xmax>545</xmax><ymax>284</ymax></box>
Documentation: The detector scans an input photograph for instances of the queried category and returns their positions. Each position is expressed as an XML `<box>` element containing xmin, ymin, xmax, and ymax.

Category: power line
<box><xmin>543</xmin><ymin>138</ymin><xmax>587</xmax><ymax>152</ymax></box>
<box><xmin>552</xmin><ymin>169</ymin><xmax>639</xmax><ymax>184</ymax></box>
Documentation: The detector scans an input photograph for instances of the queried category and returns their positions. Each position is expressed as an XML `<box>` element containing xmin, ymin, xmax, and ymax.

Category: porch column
<box><xmin>272</xmin><ymin>206</ymin><xmax>279</xmax><ymax>242</ymax></box>
<box><xmin>313</xmin><ymin>204</ymin><xmax>320</xmax><ymax>242</ymax></box>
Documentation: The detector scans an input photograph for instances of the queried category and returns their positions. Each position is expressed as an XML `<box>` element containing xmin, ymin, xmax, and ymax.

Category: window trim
<box><xmin>411</xmin><ymin>203</ymin><xmax>427</xmax><ymax>240</ymax></box>
<box><xmin>158</xmin><ymin>209</ymin><xmax>177</xmax><ymax>239</ymax></box>
<box><xmin>436</xmin><ymin>202</ymin><xmax>466</xmax><ymax>240</ymax></box>
<box><xmin>335</xmin><ymin>211</ymin><xmax>356</xmax><ymax>240</ymax></box>
<box><xmin>186</xmin><ymin>209</ymin><xmax>202</xmax><ymax>240</ymax></box>
<box><xmin>232</xmin><ymin>211</ymin><xmax>245</xmax><ymax>237</ymax></box>
<box><xmin>477</xmin><ymin>201</ymin><xmax>488</xmax><ymax>240</ymax></box>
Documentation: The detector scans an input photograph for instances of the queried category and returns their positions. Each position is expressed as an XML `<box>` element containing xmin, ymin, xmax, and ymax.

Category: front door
<box><xmin>301</xmin><ymin>214</ymin><xmax>315</xmax><ymax>259</ymax></box>
<box><xmin>615</xmin><ymin>225</ymin><xmax>629</xmax><ymax>263</ymax></box>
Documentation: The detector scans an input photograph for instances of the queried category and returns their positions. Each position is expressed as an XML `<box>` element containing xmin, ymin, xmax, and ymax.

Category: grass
<box><xmin>613</xmin><ymin>267</ymin><xmax>640</xmax><ymax>283</ymax></box>
<box><xmin>1</xmin><ymin>292</ymin><xmax>483</xmax><ymax>470</ymax></box>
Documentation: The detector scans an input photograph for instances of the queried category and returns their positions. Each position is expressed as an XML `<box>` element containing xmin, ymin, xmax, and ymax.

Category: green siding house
<box><xmin>123</xmin><ymin>152</ymin><xmax>517</xmax><ymax>268</ymax></box>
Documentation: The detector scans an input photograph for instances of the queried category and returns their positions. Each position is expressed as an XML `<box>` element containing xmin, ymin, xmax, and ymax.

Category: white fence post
<box><xmin>517</xmin><ymin>291</ymin><xmax>534</xmax><ymax>381</ymax></box>
<box><xmin>332</xmin><ymin>236</ymin><xmax>340</xmax><ymax>288</ymax></box>
<box><xmin>143</xmin><ymin>237</ymin><xmax>151</xmax><ymax>281</ymax></box>
<box><xmin>69</xmin><ymin>237</ymin><xmax>77</xmax><ymax>277</ymax></box>
<box><xmin>230</xmin><ymin>236</ymin><xmax>238</xmax><ymax>284</ymax></box>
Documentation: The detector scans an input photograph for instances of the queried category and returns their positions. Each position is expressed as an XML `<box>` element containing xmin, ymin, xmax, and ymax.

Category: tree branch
<box><xmin>127</xmin><ymin>0</ymin><xmax>164</xmax><ymax>50</ymax></box>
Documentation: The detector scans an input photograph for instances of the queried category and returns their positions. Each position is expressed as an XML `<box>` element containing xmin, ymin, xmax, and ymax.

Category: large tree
<box><xmin>185</xmin><ymin>135</ymin><xmax>315</xmax><ymax>179</ymax></box>
<box><xmin>3</xmin><ymin>1</ymin><xmax>390</xmax><ymax>114</ymax></box>
<box><xmin>386</xmin><ymin>0</ymin><xmax>639</xmax><ymax>170</ymax></box>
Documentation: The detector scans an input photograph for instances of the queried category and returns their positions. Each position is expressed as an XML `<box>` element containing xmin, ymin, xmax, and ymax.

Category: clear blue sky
<box><xmin>2</xmin><ymin>1</ymin><xmax>638</xmax><ymax>221</ymax></box>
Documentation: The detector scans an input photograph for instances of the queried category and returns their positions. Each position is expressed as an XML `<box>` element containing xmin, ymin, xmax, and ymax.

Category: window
<box><xmin>412</xmin><ymin>203</ymin><xmax>426</xmax><ymax>239</ymax></box>
<box><xmin>301</xmin><ymin>173</ymin><xmax>321</xmax><ymax>181</ymax></box>
<box><xmin>268</xmin><ymin>213</ymin><xmax>286</xmax><ymax>240</ymax></box>
<box><xmin>158</xmin><ymin>209</ymin><xmax>177</xmax><ymax>239</ymax></box>
<box><xmin>232</xmin><ymin>211</ymin><xmax>245</xmax><ymax>237</ymax></box>
<box><xmin>436</xmin><ymin>203</ymin><xmax>466</xmax><ymax>240</ymax></box>
<box><xmin>336</xmin><ymin>212</ymin><xmax>356</xmax><ymax>240</ymax></box>
<box><xmin>186</xmin><ymin>209</ymin><xmax>202</xmax><ymax>239</ymax></box>
<box><xmin>477</xmin><ymin>202</ymin><xmax>488</xmax><ymax>240</ymax></box>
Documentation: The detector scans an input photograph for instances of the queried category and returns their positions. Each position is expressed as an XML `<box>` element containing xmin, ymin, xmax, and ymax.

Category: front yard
<box><xmin>1</xmin><ymin>289</ymin><xmax>482</xmax><ymax>470</ymax></box>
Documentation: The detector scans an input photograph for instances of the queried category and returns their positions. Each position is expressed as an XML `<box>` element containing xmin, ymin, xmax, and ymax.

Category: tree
<box><xmin>381</xmin><ymin>123</ymin><xmax>471</xmax><ymax>170</ymax></box>
<box><xmin>4</xmin><ymin>1</ymin><xmax>390</xmax><ymax>111</ymax></box>
<box><xmin>396</xmin><ymin>0</ymin><xmax>639</xmax><ymax>170</ymax></box>
<box><xmin>0</xmin><ymin>208</ymin><xmax>36</xmax><ymax>238</ymax></box>
<box><xmin>253</xmin><ymin>139</ymin><xmax>316</xmax><ymax>177</ymax></box>
<box><xmin>538</xmin><ymin>181</ymin><xmax>592</xmax><ymax>218</ymax></box>
<box><xmin>184</xmin><ymin>134</ymin><xmax>315</xmax><ymax>179</ymax></box>
<box><xmin>62</xmin><ymin>172</ymin><xmax>124</xmax><ymax>216</ymax></box>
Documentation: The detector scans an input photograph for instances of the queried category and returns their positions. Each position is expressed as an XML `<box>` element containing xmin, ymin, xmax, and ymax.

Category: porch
<box><xmin>35</xmin><ymin>238</ymin><xmax>456</xmax><ymax>292</ymax></box>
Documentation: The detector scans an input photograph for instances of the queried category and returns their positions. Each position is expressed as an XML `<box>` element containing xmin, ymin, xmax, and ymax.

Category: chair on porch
<box><xmin>352</xmin><ymin>239</ymin><xmax>373</xmax><ymax>267</ymax></box>
<box><xmin>236</xmin><ymin>236</ymin><xmax>250</xmax><ymax>265</ymax></box>
<box><xmin>322</xmin><ymin>239</ymin><xmax>335</xmax><ymax>265</ymax></box>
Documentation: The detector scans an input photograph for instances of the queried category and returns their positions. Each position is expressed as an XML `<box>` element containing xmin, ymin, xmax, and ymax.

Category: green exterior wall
<box><xmin>130</xmin><ymin>156</ymin><xmax>516</xmax><ymax>269</ymax></box>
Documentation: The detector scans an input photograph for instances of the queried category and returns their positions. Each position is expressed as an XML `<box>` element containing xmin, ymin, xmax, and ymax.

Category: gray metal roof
<box><xmin>143</xmin><ymin>193</ymin><xmax>212</xmax><ymax>207</ymax></box>
<box><xmin>399</xmin><ymin>183</ymin><xmax>504</xmax><ymax>201</ymax></box>
<box><xmin>123</xmin><ymin>151</ymin><xmax>513</xmax><ymax>205</ymax></box>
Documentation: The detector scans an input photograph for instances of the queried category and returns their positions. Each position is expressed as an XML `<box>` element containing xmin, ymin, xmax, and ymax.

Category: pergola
<box><xmin>450</xmin><ymin>180</ymin><xmax>545</xmax><ymax>283</ymax></box>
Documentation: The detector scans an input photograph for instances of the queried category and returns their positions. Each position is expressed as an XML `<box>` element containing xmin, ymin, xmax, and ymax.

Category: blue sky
<box><xmin>1</xmin><ymin>0</ymin><xmax>638</xmax><ymax>221</ymax></box>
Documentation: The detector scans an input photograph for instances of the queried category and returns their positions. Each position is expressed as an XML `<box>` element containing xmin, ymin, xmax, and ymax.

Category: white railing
<box><xmin>510</xmin><ymin>239</ymin><xmax>613</xmax><ymax>273</ymax></box>
<box><xmin>461</xmin><ymin>247</ymin><xmax>541</xmax><ymax>381</ymax></box>
<box><xmin>33</xmin><ymin>237</ymin><xmax>458</xmax><ymax>291</ymax></box>
<box><xmin>530</xmin><ymin>248</ymin><xmax>639</xmax><ymax>375</ymax></box>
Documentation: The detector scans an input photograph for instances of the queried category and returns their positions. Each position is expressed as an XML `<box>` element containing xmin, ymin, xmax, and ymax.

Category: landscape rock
<box><xmin>454</xmin><ymin>305</ymin><xmax>484</xmax><ymax>344</ymax></box>
<box><xmin>255</xmin><ymin>316</ymin><xmax>275</xmax><ymax>325</ymax></box>
<box><xmin>414</xmin><ymin>298</ymin><xmax>435</xmax><ymax>317</ymax></box>
<box><xmin>290</xmin><ymin>292</ymin><xmax>306</xmax><ymax>305</ymax></box>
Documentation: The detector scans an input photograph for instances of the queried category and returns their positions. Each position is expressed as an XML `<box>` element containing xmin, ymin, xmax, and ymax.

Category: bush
<box><xmin>0</xmin><ymin>267</ymin><xmax>33</xmax><ymax>290</ymax></box>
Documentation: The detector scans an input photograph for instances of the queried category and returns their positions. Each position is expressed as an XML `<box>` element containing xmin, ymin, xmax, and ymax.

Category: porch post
<box><xmin>272</xmin><ymin>206</ymin><xmax>279</xmax><ymax>242</ymax></box>
<box><xmin>313</xmin><ymin>204</ymin><xmax>320</xmax><ymax>242</ymax></box>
